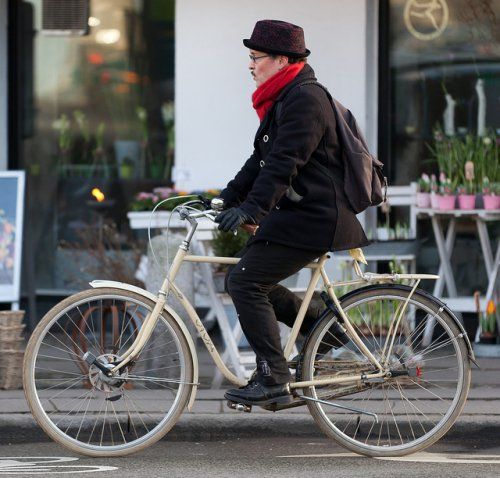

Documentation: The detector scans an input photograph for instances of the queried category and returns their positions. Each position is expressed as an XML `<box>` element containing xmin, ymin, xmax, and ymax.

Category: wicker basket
<box><xmin>0</xmin><ymin>337</ymin><xmax>26</xmax><ymax>352</ymax></box>
<box><xmin>0</xmin><ymin>324</ymin><xmax>25</xmax><ymax>341</ymax></box>
<box><xmin>0</xmin><ymin>349</ymin><xmax>24</xmax><ymax>390</ymax></box>
<box><xmin>0</xmin><ymin>310</ymin><xmax>25</xmax><ymax>327</ymax></box>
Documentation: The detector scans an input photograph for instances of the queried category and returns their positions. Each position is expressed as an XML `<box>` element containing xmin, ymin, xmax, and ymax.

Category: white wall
<box><xmin>0</xmin><ymin>0</ymin><xmax>7</xmax><ymax>171</ymax></box>
<box><xmin>175</xmin><ymin>0</ymin><xmax>371</xmax><ymax>191</ymax></box>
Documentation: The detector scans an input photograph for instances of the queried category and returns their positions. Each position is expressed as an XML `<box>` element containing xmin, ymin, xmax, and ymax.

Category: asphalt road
<box><xmin>1</xmin><ymin>419</ymin><xmax>500</xmax><ymax>477</ymax></box>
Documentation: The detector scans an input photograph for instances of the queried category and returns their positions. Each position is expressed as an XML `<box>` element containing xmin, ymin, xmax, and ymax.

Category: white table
<box><xmin>416</xmin><ymin>208</ymin><xmax>500</xmax><ymax>345</ymax></box>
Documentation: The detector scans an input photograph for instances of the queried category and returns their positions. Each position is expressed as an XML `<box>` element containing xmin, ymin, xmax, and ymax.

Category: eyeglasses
<box><xmin>249</xmin><ymin>54</ymin><xmax>270</xmax><ymax>63</ymax></box>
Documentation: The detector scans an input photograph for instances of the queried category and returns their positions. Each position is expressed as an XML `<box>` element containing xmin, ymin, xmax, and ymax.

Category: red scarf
<box><xmin>252</xmin><ymin>63</ymin><xmax>305</xmax><ymax>121</ymax></box>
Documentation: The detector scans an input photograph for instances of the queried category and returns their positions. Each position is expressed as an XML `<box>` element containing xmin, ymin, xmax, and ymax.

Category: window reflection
<box><xmin>17</xmin><ymin>0</ymin><xmax>175</xmax><ymax>291</ymax></box>
<box><xmin>386</xmin><ymin>0</ymin><xmax>500</xmax><ymax>184</ymax></box>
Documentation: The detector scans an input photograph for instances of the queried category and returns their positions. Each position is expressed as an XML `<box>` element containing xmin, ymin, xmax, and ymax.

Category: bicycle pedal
<box><xmin>226</xmin><ymin>400</ymin><xmax>252</xmax><ymax>413</ymax></box>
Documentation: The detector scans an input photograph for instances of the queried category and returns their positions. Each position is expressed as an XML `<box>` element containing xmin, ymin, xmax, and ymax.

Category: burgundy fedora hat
<box><xmin>243</xmin><ymin>19</ymin><xmax>310</xmax><ymax>58</ymax></box>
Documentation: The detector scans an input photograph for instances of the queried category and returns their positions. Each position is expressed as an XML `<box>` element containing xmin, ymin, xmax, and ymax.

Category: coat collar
<box><xmin>254</xmin><ymin>64</ymin><xmax>316</xmax><ymax>140</ymax></box>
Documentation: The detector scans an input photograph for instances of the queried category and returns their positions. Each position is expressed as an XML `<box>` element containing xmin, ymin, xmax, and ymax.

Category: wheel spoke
<box><xmin>25</xmin><ymin>290</ymin><xmax>192</xmax><ymax>453</ymax></box>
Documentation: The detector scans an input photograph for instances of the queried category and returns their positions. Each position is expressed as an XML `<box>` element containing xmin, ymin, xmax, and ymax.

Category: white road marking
<box><xmin>0</xmin><ymin>457</ymin><xmax>118</xmax><ymax>474</ymax></box>
<box><xmin>277</xmin><ymin>452</ymin><xmax>500</xmax><ymax>464</ymax></box>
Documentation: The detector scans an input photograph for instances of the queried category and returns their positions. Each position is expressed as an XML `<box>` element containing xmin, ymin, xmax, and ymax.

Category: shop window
<box><xmin>381</xmin><ymin>0</ymin><xmax>500</xmax><ymax>185</ymax></box>
<box><xmin>12</xmin><ymin>0</ymin><xmax>175</xmax><ymax>293</ymax></box>
<box><xmin>379</xmin><ymin>0</ymin><xmax>500</xmax><ymax>296</ymax></box>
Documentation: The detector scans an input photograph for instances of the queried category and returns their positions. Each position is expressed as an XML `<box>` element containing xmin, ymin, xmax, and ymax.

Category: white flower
<box><xmin>52</xmin><ymin>114</ymin><xmax>70</xmax><ymax>131</ymax></box>
<box><xmin>483</xmin><ymin>137</ymin><xmax>492</xmax><ymax>146</ymax></box>
<box><xmin>136</xmin><ymin>106</ymin><xmax>147</xmax><ymax>122</ymax></box>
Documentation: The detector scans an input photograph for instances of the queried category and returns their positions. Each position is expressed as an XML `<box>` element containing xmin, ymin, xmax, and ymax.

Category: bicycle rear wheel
<box><xmin>23</xmin><ymin>288</ymin><xmax>194</xmax><ymax>456</ymax></box>
<box><xmin>301</xmin><ymin>285</ymin><xmax>471</xmax><ymax>457</ymax></box>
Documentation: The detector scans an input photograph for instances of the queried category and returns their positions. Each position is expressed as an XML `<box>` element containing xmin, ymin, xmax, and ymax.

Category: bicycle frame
<box><xmin>95</xmin><ymin>208</ymin><xmax>440</xmax><ymax>391</ymax></box>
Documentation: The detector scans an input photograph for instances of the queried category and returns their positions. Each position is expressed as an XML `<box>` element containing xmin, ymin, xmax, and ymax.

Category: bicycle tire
<box><xmin>23</xmin><ymin>288</ymin><xmax>194</xmax><ymax>457</ymax></box>
<box><xmin>300</xmin><ymin>285</ymin><xmax>471</xmax><ymax>457</ymax></box>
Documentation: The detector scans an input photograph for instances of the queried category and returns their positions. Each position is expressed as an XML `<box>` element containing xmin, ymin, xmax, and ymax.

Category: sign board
<box><xmin>0</xmin><ymin>171</ymin><xmax>25</xmax><ymax>304</ymax></box>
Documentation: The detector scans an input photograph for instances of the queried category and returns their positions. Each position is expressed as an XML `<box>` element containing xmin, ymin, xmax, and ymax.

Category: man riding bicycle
<box><xmin>214</xmin><ymin>20</ymin><xmax>371</xmax><ymax>406</ymax></box>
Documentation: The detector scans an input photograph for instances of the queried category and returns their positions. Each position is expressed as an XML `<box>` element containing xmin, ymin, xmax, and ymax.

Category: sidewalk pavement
<box><xmin>1</xmin><ymin>356</ymin><xmax>499</xmax><ymax>442</ymax></box>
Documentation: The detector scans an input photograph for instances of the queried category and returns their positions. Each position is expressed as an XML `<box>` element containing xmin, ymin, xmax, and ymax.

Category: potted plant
<box><xmin>162</xmin><ymin>101</ymin><xmax>176</xmax><ymax>183</ymax></box>
<box><xmin>437</xmin><ymin>173</ymin><xmax>456</xmax><ymax>210</ymax></box>
<box><xmin>482</xmin><ymin>177</ymin><xmax>499</xmax><ymax>210</ymax></box>
<box><xmin>376</xmin><ymin>200</ymin><xmax>391</xmax><ymax>240</ymax></box>
<box><xmin>127</xmin><ymin>188</ymin><xmax>218</xmax><ymax>229</ymax></box>
<box><xmin>120</xmin><ymin>157</ymin><xmax>136</xmax><ymax>179</ymax></box>
<box><xmin>211</xmin><ymin>229</ymin><xmax>250</xmax><ymax>293</ymax></box>
<box><xmin>430</xmin><ymin>174</ymin><xmax>439</xmax><ymax>209</ymax></box>
<box><xmin>52</xmin><ymin>113</ymin><xmax>73</xmax><ymax>175</ymax></box>
<box><xmin>456</xmin><ymin>161</ymin><xmax>476</xmax><ymax>209</ymax></box>
<box><xmin>476</xmin><ymin>292</ymin><xmax>497</xmax><ymax>344</ymax></box>
<box><xmin>416</xmin><ymin>173</ymin><xmax>431</xmax><ymax>208</ymax></box>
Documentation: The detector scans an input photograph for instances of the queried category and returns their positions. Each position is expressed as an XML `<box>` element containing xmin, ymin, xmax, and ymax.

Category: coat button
<box><xmin>263</xmin><ymin>135</ymin><xmax>269</xmax><ymax>142</ymax></box>
<box><xmin>259</xmin><ymin>160</ymin><xmax>265</xmax><ymax>167</ymax></box>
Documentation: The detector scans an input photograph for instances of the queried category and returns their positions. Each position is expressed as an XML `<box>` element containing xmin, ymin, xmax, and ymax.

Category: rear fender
<box><xmin>303</xmin><ymin>284</ymin><xmax>476</xmax><ymax>365</ymax></box>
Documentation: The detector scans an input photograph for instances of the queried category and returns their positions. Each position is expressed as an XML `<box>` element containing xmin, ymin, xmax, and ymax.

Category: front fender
<box><xmin>89</xmin><ymin>280</ymin><xmax>199</xmax><ymax>410</ymax></box>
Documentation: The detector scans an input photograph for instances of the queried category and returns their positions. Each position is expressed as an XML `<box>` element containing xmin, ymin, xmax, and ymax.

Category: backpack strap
<box><xmin>275</xmin><ymin>80</ymin><xmax>323</xmax><ymax>124</ymax></box>
<box><xmin>274</xmin><ymin>79</ymin><xmax>388</xmax><ymax>210</ymax></box>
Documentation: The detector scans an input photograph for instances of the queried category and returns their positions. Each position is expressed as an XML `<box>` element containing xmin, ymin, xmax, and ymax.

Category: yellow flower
<box><xmin>486</xmin><ymin>300</ymin><xmax>496</xmax><ymax>315</ymax></box>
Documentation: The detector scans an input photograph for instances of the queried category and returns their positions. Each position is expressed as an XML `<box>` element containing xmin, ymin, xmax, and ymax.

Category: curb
<box><xmin>1</xmin><ymin>413</ymin><xmax>499</xmax><ymax>444</ymax></box>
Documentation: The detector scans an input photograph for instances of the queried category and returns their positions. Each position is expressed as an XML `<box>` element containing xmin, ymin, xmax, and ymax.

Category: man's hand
<box><xmin>214</xmin><ymin>207</ymin><xmax>254</xmax><ymax>232</ymax></box>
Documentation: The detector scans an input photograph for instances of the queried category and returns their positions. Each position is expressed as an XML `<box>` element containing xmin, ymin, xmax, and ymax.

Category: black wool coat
<box><xmin>220</xmin><ymin>64</ymin><xmax>369</xmax><ymax>252</ymax></box>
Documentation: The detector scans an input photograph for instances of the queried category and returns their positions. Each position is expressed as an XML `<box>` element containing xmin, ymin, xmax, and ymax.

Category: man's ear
<box><xmin>279</xmin><ymin>55</ymin><xmax>289</xmax><ymax>68</ymax></box>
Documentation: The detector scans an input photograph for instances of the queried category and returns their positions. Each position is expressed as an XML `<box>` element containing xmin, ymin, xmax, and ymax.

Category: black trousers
<box><xmin>225</xmin><ymin>240</ymin><xmax>327</xmax><ymax>384</ymax></box>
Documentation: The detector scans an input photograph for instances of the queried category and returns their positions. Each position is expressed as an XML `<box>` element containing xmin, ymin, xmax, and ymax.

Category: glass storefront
<box><xmin>380</xmin><ymin>0</ymin><xmax>499</xmax><ymax>299</ymax></box>
<box><xmin>381</xmin><ymin>0</ymin><xmax>500</xmax><ymax>184</ymax></box>
<box><xmin>11</xmin><ymin>0</ymin><xmax>175</xmax><ymax>293</ymax></box>
<box><xmin>8</xmin><ymin>0</ymin><xmax>498</xmax><ymax>304</ymax></box>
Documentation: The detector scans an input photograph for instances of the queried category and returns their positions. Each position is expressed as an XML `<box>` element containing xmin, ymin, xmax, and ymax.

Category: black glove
<box><xmin>214</xmin><ymin>207</ymin><xmax>254</xmax><ymax>232</ymax></box>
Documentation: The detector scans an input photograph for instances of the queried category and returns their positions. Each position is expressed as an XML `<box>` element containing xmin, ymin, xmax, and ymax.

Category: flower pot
<box><xmin>430</xmin><ymin>192</ymin><xmax>439</xmax><ymax>209</ymax></box>
<box><xmin>483</xmin><ymin>195</ymin><xmax>499</xmax><ymax>210</ymax></box>
<box><xmin>376</xmin><ymin>227</ymin><xmax>390</xmax><ymax>241</ymax></box>
<box><xmin>457</xmin><ymin>194</ymin><xmax>476</xmax><ymax>210</ymax></box>
<box><xmin>127</xmin><ymin>211</ymin><xmax>187</xmax><ymax>230</ymax></box>
<box><xmin>479</xmin><ymin>333</ymin><xmax>497</xmax><ymax>345</ymax></box>
<box><xmin>437</xmin><ymin>194</ymin><xmax>456</xmax><ymax>210</ymax></box>
<box><xmin>416</xmin><ymin>192</ymin><xmax>431</xmax><ymax>208</ymax></box>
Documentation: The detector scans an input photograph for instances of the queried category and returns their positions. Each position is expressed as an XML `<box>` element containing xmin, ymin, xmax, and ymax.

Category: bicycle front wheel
<box><xmin>23</xmin><ymin>288</ymin><xmax>194</xmax><ymax>456</ymax></box>
<box><xmin>301</xmin><ymin>285</ymin><xmax>471</xmax><ymax>457</ymax></box>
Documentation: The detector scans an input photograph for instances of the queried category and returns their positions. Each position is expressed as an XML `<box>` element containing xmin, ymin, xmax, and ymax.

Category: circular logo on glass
<box><xmin>404</xmin><ymin>0</ymin><xmax>449</xmax><ymax>41</ymax></box>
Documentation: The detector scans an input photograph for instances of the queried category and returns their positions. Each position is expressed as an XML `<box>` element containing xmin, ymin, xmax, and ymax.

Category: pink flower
<box><xmin>153</xmin><ymin>187</ymin><xmax>176</xmax><ymax>199</ymax></box>
<box><xmin>136</xmin><ymin>192</ymin><xmax>151</xmax><ymax>200</ymax></box>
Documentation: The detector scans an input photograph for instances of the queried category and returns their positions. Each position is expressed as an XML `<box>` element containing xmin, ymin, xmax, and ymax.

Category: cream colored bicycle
<box><xmin>23</xmin><ymin>199</ymin><xmax>474</xmax><ymax>457</ymax></box>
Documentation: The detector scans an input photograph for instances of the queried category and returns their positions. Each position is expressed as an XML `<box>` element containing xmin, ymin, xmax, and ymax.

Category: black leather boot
<box><xmin>224</xmin><ymin>380</ymin><xmax>292</xmax><ymax>407</ymax></box>
<box><xmin>225</xmin><ymin>360</ymin><xmax>292</xmax><ymax>406</ymax></box>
